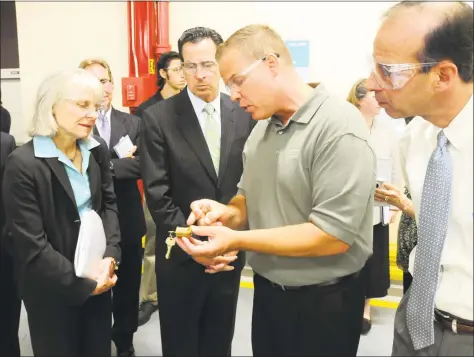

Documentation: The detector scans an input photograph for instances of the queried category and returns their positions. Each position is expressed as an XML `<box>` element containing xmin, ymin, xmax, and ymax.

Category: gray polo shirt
<box><xmin>238</xmin><ymin>84</ymin><xmax>376</xmax><ymax>286</ymax></box>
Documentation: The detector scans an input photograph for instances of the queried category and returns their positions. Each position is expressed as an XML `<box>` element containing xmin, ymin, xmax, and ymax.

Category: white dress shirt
<box><xmin>187</xmin><ymin>87</ymin><xmax>222</xmax><ymax>135</ymax></box>
<box><xmin>401</xmin><ymin>96</ymin><xmax>473</xmax><ymax>320</ymax></box>
<box><xmin>369</xmin><ymin>117</ymin><xmax>404</xmax><ymax>225</ymax></box>
<box><xmin>96</xmin><ymin>106</ymin><xmax>112</xmax><ymax>139</ymax></box>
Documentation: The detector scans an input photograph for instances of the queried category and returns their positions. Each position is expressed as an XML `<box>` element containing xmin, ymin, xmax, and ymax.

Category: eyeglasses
<box><xmin>371</xmin><ymin>60</ymin><xmax>439</xmax><ymax>90</ymax></box>
<box><xmin>65</xmin><ymin>99</ymin><xmax>101</xmax><ymax>117</ymax></box>
<box><xmin>225</xmin><ymin>53</ymin><xmax>280</xmax><ymax>94</ymax></box>
<box><xmin>99</xmin><ymin>78</ymin><xmax>113</xmax><ymax>86</ymax></box>
<box><xmin>182</xmin><ymin>61</ymin><xmax>218</xmax><ymax>76</ymax></box>
<box><xmin>165</xmin><ymin>65</ymin><xmax>184</xmax><ymax>74</ymax></box>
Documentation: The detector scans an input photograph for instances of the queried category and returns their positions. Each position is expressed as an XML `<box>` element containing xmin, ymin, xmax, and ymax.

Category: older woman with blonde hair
<box><xmin>2</xmin><ymin>69</ymin><xmax>121</xmax><ymax>356</ymax></box>
<box><xmin>347</xmin><ymin>78</ymin><xmax>404</xmax><ymax>334</ymax></box>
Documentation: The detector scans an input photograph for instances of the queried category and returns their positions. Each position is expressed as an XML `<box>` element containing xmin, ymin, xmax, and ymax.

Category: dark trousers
<box><xmin>156</xmin><ymin>259</ymin><xmax>242</xmax><ymax>357</ymax></box>
<box><xmin>112</xmin><ymin>240</ymin><xmax>144</xmax><ymax>351</ymax></box>
<box><xmin>0</xmin><ymin>247</ymin><xmax>21</xmax><ymax>357</ymax></box>
<box><xmin>403</xmin><ymin>271</ymin><xmax>413</xmax><ymax>294</ymax></box>
<box><xmin>24</xmin><ymin>290</ymin><xmax>112</xmax><ymax>357</ymax></box>
<box><xmin>252</xmin><ymin>272</ymin><xmax>365</xmax><ymax>357</ymax></box>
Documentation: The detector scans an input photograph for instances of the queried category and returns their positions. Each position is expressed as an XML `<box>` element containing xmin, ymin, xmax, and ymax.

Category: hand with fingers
<box><xmin>91</xmin><ymin>258</ymin><xmax>118</xmax><ymax>295</ymax></box>
<box><xmin>176</xmin><ymin>225</ymin><xmax>240</xmax><ymax>274</ymax></box>
<box><xmin>187</xmin><ymin>199</ymin><xmax>228</xmax><ymax>227</ymax></box>
<box><xmin>123</xmin><ymin>145</ymin><xmax>137</xmax><ymax>158</ymax></box>
<box><xmin>374</xmin><ymin>182</ymin><xmax>408</xmax><ymax>209</ymax></box>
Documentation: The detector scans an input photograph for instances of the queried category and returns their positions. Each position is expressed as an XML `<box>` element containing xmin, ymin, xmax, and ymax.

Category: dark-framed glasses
<box><xmin>182</xmin><ymin>60</ymin><xmax>218</xmax><ymax>75</ymax></box>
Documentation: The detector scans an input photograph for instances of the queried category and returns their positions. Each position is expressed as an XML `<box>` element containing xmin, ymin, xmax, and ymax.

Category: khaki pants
<box><xmin>139</xmin><ymin>199</ymin><xmax>158</xmax><ymax>303</ymax></box>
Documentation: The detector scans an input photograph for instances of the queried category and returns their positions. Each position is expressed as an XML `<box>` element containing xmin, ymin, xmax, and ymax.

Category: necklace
<box><xmin>67</xmin><ymin>147</ymin><xmax>78</xmax><ymax>161</ymax></box>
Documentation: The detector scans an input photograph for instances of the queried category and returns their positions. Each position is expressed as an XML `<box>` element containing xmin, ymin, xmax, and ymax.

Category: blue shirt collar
<box><xmin>33</xmin><ymin>136</ymin><xmax>100</xmax><ymax>158</ymax></box>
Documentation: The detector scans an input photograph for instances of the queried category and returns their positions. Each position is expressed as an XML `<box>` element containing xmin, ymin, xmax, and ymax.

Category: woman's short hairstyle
<box><xmin>347</xmin><ymin>78</ymin><xmax>368</xmax><ymax>108</ymax></box>
<box><xmin>29</xmin><ymin>69</ymin><xmax>103</xmax><ymax>137</ymax></box>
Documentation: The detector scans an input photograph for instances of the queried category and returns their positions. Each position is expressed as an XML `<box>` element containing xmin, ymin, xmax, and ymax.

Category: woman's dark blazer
<box><xmin>2</xmin><ymin>135</ymin><xmax>121</xmax><ymax>306</ymax></box>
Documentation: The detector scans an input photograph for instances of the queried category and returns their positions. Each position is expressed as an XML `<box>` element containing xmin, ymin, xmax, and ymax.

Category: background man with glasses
<box><xmin>176</xmin><ymin>24</ymin><xmax>375</xmax><ymax>357</ymax></box>
<box><xmin>367</xmin><ymin>2</ymin><xmax>473</xmax><ymax>356</ymax></box>
<box><xmin>139</xmin><ymin>27</ymin><xmax>254</xmax><ymax>357</ymax></box>
<box><xmin>80</xmin><ymin>58</ymin><xmax>146</xmax><ymax>357</ymax></box>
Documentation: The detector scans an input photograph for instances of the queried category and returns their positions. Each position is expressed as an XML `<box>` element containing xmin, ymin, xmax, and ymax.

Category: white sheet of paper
<box><xmin>74</xmin><ymin>210</ymin><xmax>106</xmax><ymax>279</ymax></box>
<box><xmin>375</xmin><ymin>157</ymin><xmax>392</xmax><ymax>207</ymax></box>
<box><xmin>113</xmin><ymin>135</ymin><xmax>134</xmax><ymax>159</ymax></box>
<box><xmin>382</xmin><ymin>206</ymin><xmax>391</xmax><ymax>225</ymax></box>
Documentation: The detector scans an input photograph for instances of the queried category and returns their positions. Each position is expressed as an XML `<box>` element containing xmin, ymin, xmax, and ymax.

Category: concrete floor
<box><xmin>19</xmin><ymin>286</ymin><xmax>397</xmax><ymax>356</ymax></box>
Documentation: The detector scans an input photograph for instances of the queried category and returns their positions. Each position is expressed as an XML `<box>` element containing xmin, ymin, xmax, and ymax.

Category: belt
<box><xmin>260</xmin><ymin>271</ymin><xmax>359</xmax><ymax>292</ymax></box>
<box><xmin>434</xmin><ymin>309</ymin><xmax>474</xmax><ymax>335</ymax></box>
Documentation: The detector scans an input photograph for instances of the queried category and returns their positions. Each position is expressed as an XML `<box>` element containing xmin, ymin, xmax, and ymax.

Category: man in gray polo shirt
<box><xmin>176</xmin><ymin>24</ymin><xmax>375</xmax><ymax>357</ymax></box>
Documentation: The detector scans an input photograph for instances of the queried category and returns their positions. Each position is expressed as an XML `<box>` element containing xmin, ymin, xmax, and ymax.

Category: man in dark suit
<box><xmin>140</xmin><ymin>27</ymin><xmax>255</xmax><ymax>357</ymax></box>
<box><xmin>81</xmin><ymin>59</ymin><xmax>146</xmax><ymax>357</ymax></box>
<box><xmin>134</xmin><ymin>50</ymin><xmax>186</xmax><ymax>326</ymax></box>
<box><xmin>0</xmin><ymin>90</ymin><xmax>12</xmax><ymax>134</ymax></box>
<box><xmin>0</xmin><ymin>132</ymin><xmax>20</xmax><ymax>357</ymax></box>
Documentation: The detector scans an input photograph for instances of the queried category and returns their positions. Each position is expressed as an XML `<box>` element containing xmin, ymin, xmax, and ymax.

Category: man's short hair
<box><xmin>177</xmin><ymin>27</ymin><xmax>223</xmax><ymax>60</ymax></box>
<box><xmin>216</xmin><ymin>24</ymin><xmax>292</xmax><ymax>65</ymax></box>
<box><xmin>156</xmin><ymin>51</ymin><xmax>181</xmax><ymax>88</ymax></box>
<box><xmin>385</xmin><ymin>1</ymin><xmax>473</xmax><ymax>83</ymax></box>
<box><xmin>29</xmin><ymin>69</ymin><xmax>103</xmax><ymax>137</ymax></box>
<box><xmin>79</xmin><ymin>58</ymin><xmax>114</xmax><ymax>83</ymax></box>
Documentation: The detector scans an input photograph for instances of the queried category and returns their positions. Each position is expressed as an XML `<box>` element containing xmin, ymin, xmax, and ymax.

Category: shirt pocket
<box><xmin>276</xmin><ymin>149</ymin><xmax>306</xmax><ymax>193</ymax></box>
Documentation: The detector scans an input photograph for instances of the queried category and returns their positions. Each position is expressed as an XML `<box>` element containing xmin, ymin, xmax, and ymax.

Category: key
<box><xmin>165</xmin><ymin>233</ymin><xmax>176</xmax><ymax>260</ymax></box>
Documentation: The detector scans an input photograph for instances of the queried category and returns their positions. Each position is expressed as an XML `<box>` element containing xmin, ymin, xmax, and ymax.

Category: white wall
<box><xmin>169</xmin><ymin>1</ymin><xmax>397</xmax><ymax>99</ymax></box>
<box><xmin>15</xmin><ymin>1</ymin><xmax>128</xmax><ymax>144</ymax></box>
<box><xmin>13</xmin><ymin>1</ymin><xmax>437</xmax><ymax>143</ymax></box>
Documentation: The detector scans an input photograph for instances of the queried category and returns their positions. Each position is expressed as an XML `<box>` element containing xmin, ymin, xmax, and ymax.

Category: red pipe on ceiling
<box><xmin>125</xmin><ymin>1</ymin><xmax>170</xmax><ymax>199</ymax></box>
<box><xmin>123</xmin><ymin>1</ymin><xmax>171</xmax><ymax>109</ymax></box>
<box><xmin>155</xmin><ymin>1</ymin><xmax>171</xmax><ymax>60</ymax></box>
<box><xmin>127</xmin><ymin>1</ymin><xmax>170</xmax><ymax>78</ymax></box>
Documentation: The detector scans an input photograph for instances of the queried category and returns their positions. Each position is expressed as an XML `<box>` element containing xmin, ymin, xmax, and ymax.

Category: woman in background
<box><xmin>396</xmin><ymin>117</ymin><xmax>418</xmax><ymax>293</ymax></box>
<box><xmin>2</xmin><ymin>69</ymin><xmax>121</xmax><ymax>356</ymax></box>
<box><xmin>347</xmin><ymin>79</ymin><xmax>404</xmax><ymax>334</ymax></box>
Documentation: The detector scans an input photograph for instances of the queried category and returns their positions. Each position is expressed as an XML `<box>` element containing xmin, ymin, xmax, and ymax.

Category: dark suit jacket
<box><xmin>94</xmin><ymin>108</ymin><xmax>146</xmax><ymax>244</ymax></box>
<box><xmin>0</xmin><ymin>106</ymin><xmax>11</xmax><ymax>134</ymax></box>
<box><xmin>140</xmin><ymin>89</ymin><xmax>255</xmax><ymax>267</ymax></box>
<box><xmin>133</xmin><ymin>91</ymin><xmax>163</xmax><ymax>119</ymax></box>
<box><xmin>0</xmin><ymin>132</ymin><xmax>16</xmax><ymax>249</ymax></box>
<box><xmin>2</xmin><ymin>135</ymin><xmax>121</xmax><ymax>306</ymax></box>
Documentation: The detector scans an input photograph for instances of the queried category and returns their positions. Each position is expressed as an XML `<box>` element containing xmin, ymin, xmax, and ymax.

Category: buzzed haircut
<box><xmin>216</xmin><ymin>24</ymin><xmax>292</xmax><ymax>65</ymax></box>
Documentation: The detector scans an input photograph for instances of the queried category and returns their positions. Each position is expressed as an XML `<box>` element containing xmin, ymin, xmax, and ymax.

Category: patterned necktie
<box><xmin>203</xmin><ymin>103</ymin><xmax>221</xmax><ymax>175</ymax></box>
<box><xmin>97</xmin><ymin>110</ymin><xmax>110</xmax><ymax>147</ymax></box>
<box><xmin>407</xmin><ymin>130</ymin><xmax>452</xmax><ymax>350</ymax></box>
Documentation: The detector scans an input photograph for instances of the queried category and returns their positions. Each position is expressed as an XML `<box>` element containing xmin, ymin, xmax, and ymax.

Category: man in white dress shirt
<box><xmin>366</xmin><ymin>1</ymin><xmax>473</xmax><ymax>356</ymax></box>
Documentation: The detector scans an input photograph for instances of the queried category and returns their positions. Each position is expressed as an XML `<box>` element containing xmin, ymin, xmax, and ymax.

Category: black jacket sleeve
<box><xmin>2</xmin><ymin>153</ymin><xmax>97</xmax><ymax>306</ymax></box>
<box><xmin>92</xmin><ymin>136</ymin><xmax>121</xmax><ymax>262</ymax></box>
<box><xmin>110</xmin><ymin>115</ymin><xmax>142</xmax><ymax>180</ymax></box>
<box><xmin>139</xmin><ymin>107</ymin><xmax>188</xmax><ymax>260</ymax></box>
